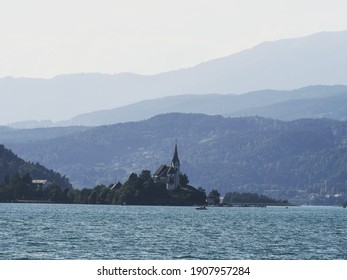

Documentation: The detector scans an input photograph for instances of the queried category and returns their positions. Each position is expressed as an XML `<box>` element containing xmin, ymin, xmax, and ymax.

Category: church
<box><xmin>153</xmin><ymin>143</ymin><xmax>181</xmax><ymax>190</ymax></box>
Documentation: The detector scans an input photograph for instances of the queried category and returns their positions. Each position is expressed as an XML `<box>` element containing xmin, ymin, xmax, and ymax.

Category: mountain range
<box><xmin>5</xmin><ymin>84</ymin><xmax>347</xmax><ymax>128</ymax></box>
<box><xmin>1</xmin><ymin>30</ymin><xmax>347</xmax><ymax>125</ymax></box>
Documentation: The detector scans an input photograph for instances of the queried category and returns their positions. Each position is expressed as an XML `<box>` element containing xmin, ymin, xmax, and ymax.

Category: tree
<box><xmin>207</xmin><ymin>189</ymin><xmax>221</xmax><ymax>205</ymax></box>
<box><xmin>179</xmin><ymin>173</ymin><xmax>189</xmax><ymax>187</ymax></box>
<box><xmin>139</xmin><ymin>170</ymin><xmax>152</xmax><ymax>182</ymax></box>
<box><xmin>46</xmin><ymin>185</ymin><xmax>64</xmax><ymax>202</ymax></box>
<box><xmin>197</xmin><ymin>186</ymin><xmax>206</xmax><ymax>193</ymax></box>
<box><xmin>9</xmin><ymin>172</ymin><xmax>35</xmax><ymax>200</ymax></box>
<box><xmin>22</xmin><ymin>173</ymin><xmax>32</xmax><ymax>184</ymax></box>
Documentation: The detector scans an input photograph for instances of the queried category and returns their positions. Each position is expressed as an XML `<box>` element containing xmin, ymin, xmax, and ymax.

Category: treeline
<box><xmin>222</xmin><ymin>192</ymin><xmax>289</xmax><ymax>205</ymax></box>
<box><xmin>68</xmin><ymin>170</ymin><xmax>206</xmax><ymax>205</ymax></box>
<box><xmin>0</xmin><ymin>170</ymin><xmax>207</xmax><ymax>206</ymax></box>
<box><xmin>0</xmin><ymin>172</ymin><xmax>70</xmax><ymax>202</ymax></box>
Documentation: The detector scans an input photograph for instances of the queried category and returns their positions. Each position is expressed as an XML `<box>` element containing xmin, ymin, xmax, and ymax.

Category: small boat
<box><xmin>196</xmin><ymin>206</ymin><xmax>207</xmax><ymax>210</ymax></box>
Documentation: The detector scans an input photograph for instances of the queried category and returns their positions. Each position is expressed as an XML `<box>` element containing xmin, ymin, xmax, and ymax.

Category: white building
<box><xmin>32</xmin><ymin>180</ymin><xmax>53</xmax><ymax>188</ymax></box>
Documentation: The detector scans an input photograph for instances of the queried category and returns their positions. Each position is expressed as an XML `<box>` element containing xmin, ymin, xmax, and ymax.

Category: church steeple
<box><xmin>171</xmin><ymin>141</ymin><xmax>180</xmax><ymax>167</ymax></box>
<box><xmin>168</xmin><ymin>141</ymin><xmax>180</xmax><ymax>190</ymax></box>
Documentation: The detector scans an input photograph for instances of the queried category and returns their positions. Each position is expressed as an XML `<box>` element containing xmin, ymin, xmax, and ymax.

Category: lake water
<box><xmin>0</xmin><ymin>203</ymin><xmax>346</xmax><ymax>260</ymax></box>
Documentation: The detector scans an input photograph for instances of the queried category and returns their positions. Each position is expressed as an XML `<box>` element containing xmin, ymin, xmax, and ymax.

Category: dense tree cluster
<box><xmin>0</xmin><ymin>170</ymin><xmax>206</xmax><ymax>206</ymax></box>
<box><xmin>207</xmin><ymin>189</ymin><xmax>221</xmax><ymax>205</ymax></box>
<box><xmin>222</xmin><ymin>192</ymin><xmax>288</xmax><ymax>206</ymax></box>
<box><xmin>0</xmin><ymin>172</ymin><xmax>69</xmax><ymax>202</ymax></box>
<box><xmin>67</xmin><ymin>170</ymin><xmax>206</xmax><ymax>205</ymax></box>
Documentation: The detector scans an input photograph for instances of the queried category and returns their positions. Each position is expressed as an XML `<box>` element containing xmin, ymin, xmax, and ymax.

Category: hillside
<box><xmin>2</xmin><ymin>113</ymin><xmax>347</xmax><ymax>205</ymax></box>
<box><xmin>0</xmin><ymin>144</ymin><xmax>72</xmax><ymax>189</ymax></box>
<box><xmin>1</xmin><ymin>30</ymin><xmax>347</xmax><ymax>125</ymax></box>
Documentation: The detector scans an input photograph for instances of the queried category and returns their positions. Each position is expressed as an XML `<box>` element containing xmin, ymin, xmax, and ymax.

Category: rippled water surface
<box><xmin>0</xmin><ymin>203</ymin><xmax>346</xmax><ymax>259</ymax></box>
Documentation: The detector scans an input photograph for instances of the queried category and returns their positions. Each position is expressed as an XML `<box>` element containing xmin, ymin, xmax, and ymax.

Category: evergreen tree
<box><xmin>207</xmin><ymin>189</ymin><xmax>221</xmax><ymax>205</ymax></box>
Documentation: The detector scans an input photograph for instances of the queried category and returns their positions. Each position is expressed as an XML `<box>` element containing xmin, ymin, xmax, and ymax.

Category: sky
<box><xmin>1</xmin><ymin>0</ymin><xmax>347</xmax><ymax>78</ymax></box>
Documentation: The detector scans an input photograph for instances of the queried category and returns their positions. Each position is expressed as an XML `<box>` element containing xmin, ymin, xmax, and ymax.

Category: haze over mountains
<box><xmin>1</xmin><ymin>30</ymin><xmax>347</xmax><ymax>126</ymax></box>
<box><xmin>59</xmin><ymin>85</ymin><xmax>347</xmax><ymax>126</ymax></box>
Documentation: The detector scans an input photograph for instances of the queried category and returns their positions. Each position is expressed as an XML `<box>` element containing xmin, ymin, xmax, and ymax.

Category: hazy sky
<box><xmin>1</xmin><ymin>0</ymin><xmax>347</xmax><ymax>78</ymax></box>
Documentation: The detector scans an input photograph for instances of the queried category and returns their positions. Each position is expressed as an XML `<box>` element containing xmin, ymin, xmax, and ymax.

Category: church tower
<box><xmin>152</xmin><ymin>142</ymin><xmax>182</xmax><ymax>190</ymax></box>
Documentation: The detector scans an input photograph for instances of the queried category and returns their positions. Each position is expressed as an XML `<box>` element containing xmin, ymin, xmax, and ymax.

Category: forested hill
<box><xmin>0</xmin><ymin>144</ymin><xmax>72</xmax><ymax>189</ymax></box>
<box><xmin>2</xmin><ymin>114</ymin><xmax>347</xmax><ymax>205</ymax></box>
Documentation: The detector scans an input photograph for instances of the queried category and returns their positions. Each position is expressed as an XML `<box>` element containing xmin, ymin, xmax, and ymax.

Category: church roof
<box><xmin>153</xmin><ymin>164</ymin><xmax>169</xmax><ymax>177</ymax></box>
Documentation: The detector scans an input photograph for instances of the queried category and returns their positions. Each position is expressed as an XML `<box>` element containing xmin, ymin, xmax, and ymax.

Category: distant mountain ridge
<box><xmin>1</xmin><ymin>30</ymin><xmax>347</xmax><ymax>125</ymax></box>
<box><xmin>6</xmin><ymin>84</ymin><xmax>347</xmax><ymax>128</ymax></box>
<box><xmin>232</xmin><ymin>94</ymin><xmax>347</xmax><ymax>121</ymax></box>
<box><xmin>63</xmin><ymin>85</ymin><xmax>347</xmax><ymax>126</ymax></box>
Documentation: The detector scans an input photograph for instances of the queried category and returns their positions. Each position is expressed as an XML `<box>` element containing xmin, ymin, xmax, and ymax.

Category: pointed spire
<box><xmin>172</xmin><ymin>140</ymin><xmax>180</xmax><ymax>166</ymax></box>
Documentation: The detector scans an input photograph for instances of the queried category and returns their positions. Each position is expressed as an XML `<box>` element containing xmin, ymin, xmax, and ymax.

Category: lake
<box><xmin>0</xmin><ymin>203</ymin><xmax>346</xmax><ymax>260</ymax></box>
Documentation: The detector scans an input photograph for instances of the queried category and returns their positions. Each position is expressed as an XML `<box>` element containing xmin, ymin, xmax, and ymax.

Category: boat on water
<box><xmin>196</xmin><ymin>206</ymin><xmax>207</xmax><ymax>210</ymax></box>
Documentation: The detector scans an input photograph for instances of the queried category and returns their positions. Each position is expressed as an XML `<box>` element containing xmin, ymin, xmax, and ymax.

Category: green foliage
<box><xmin>168</xmin><ymin>185</ymin><xmax>207</xmax><ymax>206</ymax></box>
<box><xmin>207</xmin><ymin>189</ymin><xmax>221</xmax><ymax>205</ymax></box>
<box><xmin>80</xmin><ymin>170</ymin><xmax>206</xmax><ymax>205</ymax></box>
<box><xmin>115</xmin><ymin>170</ymin><xmax>172</xmax><ymax>205</ymax></box>
<box><xmin>179</xmin><ymin>173</ymin><xmax>189</xmax><ymax>187</ymax></box>
<box><xmin>0</xmin><ymin>172</ymin><xmax>69</xmax><ymax>202</ymax></box>
<box><xmin>0</xmin><ymin>169</ymin><xmax>206</xmax><ymax>205</ymax></box>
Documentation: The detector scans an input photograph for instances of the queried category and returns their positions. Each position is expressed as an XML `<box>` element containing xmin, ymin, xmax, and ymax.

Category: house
<box><xmin>153</xmin><ymin>143</ymin><xmax>181</xmax><ymax>190</ymax></box>
<box><xmin>32</xmin><ymin>180</ymin><xmax>53</xmax><ymax>188</ymax></box>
